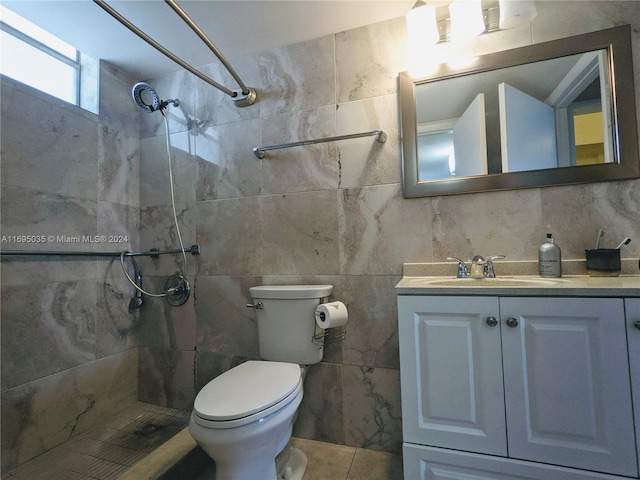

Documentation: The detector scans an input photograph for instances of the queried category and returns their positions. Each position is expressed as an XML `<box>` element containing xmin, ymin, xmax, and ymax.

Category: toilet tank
<box><xmin>249</xmin><ymin>285</ymin><xmax>333</xmax><ymax>365</ymax></box>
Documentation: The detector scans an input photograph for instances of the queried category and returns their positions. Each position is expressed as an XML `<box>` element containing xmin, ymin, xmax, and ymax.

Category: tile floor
<box><xmin>4</xmin><ymin>402</ymin><xmax>403</xmax><ymax>480</ymax></box>
<box><xmin>191</xmin><ymin>438</ymin><xmax>404</xmax><ymax>480</ymax></box>
<box><xmin>291</xmin><ymin>438</ymin><xmax>403</xmax><ymax>480</ymax></box>
<box><xmin>4</xmin><ymin>403</ymin><xmax>191</xmax><ymax>480</ymax></box>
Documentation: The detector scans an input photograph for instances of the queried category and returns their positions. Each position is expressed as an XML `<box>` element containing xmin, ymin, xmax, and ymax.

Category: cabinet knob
<box><xmin>486</xmin><ymin>316</ymin><xmax>498</xmax><ymax>327</ymax></box>
<box><xmin>506</xmin><ymin>317</ymin><xmax>519</xmax><ymax>328</ymax></box>
<box><xmin>634</xmin><ymin>320</ymin><xmax>640</xmax><ymax>330</ymax></box>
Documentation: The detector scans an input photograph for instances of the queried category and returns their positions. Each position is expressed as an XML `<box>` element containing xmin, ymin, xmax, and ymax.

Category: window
<box><xmin>1</xmin><ymin>5</ymin><xmax>81</xmax><ymax>105</ymax></box>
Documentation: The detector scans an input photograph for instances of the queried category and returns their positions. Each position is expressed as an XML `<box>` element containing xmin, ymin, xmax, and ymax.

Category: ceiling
<box><xmin>3</xmin><ymin>0</ymin><xmax>414</xmax><ymax>81</ymax></box>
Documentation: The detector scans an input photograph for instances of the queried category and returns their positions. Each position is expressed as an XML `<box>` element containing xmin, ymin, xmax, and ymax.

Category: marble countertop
<box><xmin>397</xmin><ymin>259</ymin><xmax>640</xmax><ymax>297</ymax></box>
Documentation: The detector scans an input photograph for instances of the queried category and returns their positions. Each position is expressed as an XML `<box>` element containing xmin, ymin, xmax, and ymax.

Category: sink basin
<box><xmin>412</xmin><ymin>277</ymin><xmax>565</xmax><ymax>287</ymax></box>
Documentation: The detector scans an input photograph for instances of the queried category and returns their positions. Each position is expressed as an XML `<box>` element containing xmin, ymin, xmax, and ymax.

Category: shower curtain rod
<box><xmin>0</xmin><ymin>245</ymin><xmax>201</xmax><ymax>258</ymax></box>
<box><xmin>93</xmin><ymin>0</ymin><xmax>257</xmax><ymax>107</ymax></box>
<box><xmin>253</xmin><ymin>130</ymin><xmax>388</xmax><ymax>159</ymax></box>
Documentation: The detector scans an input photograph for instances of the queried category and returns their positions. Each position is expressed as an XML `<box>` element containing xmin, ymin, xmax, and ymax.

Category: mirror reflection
<box><xmin>416</xmin><ymin>50</ymin><xmax>612</xmax><ymax>181</ymax></box>
<box><xmin>399</xmin><ymin>25</ymin><xmax>639</xmax><ymax>198</ymax></box>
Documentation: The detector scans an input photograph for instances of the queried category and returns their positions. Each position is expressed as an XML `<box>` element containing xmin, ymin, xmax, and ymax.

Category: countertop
<box><xmin>397</xmin><ymin>259</ymin><xmax>640</xmax><ymax>297</ymax></box>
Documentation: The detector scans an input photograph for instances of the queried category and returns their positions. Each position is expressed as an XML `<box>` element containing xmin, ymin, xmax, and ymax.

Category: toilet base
<box><xmin>276</xmin><ymin>445</ymin><xmax>307</xmax><ymax>480</ymax></box>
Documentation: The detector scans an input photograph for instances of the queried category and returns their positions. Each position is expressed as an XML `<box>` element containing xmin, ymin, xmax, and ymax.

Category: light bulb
<box><xmin>406</xmin><ymin>1</ymin><xmax>439</xmax><ymax>46</ymax></box>
<box><xmin>449</xmin><ymin>0</ymin><xmax>485</xmax><ymax>42</ymax></box>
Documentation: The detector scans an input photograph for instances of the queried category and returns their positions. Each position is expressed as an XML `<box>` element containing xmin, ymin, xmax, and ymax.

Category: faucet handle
<box><xmin>447</xmin><ymin>257</ymin><xmax>470</xmax><ymax>278</ymax></box>
<box><xmin>484</xmin><ymin>255</ymin><xmax>505</xmax><ymax>278</ymax></box>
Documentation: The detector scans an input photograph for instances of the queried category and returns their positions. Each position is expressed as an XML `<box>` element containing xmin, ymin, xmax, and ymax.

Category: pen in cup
<box><xmin>595</xmin><ymin>229</ymin><xmax>605</xmax><ymax>249</ymax></box>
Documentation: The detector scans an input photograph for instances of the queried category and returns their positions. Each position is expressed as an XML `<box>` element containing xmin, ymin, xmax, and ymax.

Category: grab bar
<box><xmin>253</xmin><ymin>130</ymin><xmax>388</xmax><ymax>159</ymax></box>
<box><xmin>93</xmin><ymin>0</ymin><xmax>256</xmax><ymax>107</ymax></box>
<box><xmin>0</xmin><ymin>244</ymin><xmax>201</xmax><ymax>258</ymax></box>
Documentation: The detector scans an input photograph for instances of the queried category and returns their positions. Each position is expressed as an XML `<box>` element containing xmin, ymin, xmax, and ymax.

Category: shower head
<box><xmin>132</xmin><ymin>82</ymin><xmax>160</xmax><ymax>113</ymax></box>
<box><xmin>132</xmin><ymin>82</ymin><xmax>180</xmax><ymax>114</ymax></box>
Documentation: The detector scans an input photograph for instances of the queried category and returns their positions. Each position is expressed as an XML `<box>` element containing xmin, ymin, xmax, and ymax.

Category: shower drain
<box><xmin>134</xmin><ymin>423</ymin><xmax>163</xmax><ymax>438</ymax></box>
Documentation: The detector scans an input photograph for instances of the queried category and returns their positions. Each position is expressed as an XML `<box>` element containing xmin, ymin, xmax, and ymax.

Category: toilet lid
<box><xmin>194</xmin><ymin>361</ymin><xmax>301</xmax><ymax>422</ymax></box>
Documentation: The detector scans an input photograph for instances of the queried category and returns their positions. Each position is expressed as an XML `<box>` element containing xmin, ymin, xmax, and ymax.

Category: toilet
<box><xmin>189</xmin><ymin>284</ymin><xmax>333</xmax><ymax>480</ymax></box>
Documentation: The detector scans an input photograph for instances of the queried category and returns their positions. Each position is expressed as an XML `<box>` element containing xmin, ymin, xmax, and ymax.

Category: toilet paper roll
<box><xmin>315</xmin><ymin>301</ymin><xmax>348</xmax><ymax>329</ymax></box>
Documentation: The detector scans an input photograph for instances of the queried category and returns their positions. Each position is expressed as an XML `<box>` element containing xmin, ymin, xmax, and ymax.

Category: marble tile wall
<box><xmin>135</xmin><ymin>0</ymin><xmax>640</xmax><ymax>456</ymax></box>
<box><xmin>0</xmin><ymin>61</ymin><xmax>141</xmax><ymax>473</ymax></box>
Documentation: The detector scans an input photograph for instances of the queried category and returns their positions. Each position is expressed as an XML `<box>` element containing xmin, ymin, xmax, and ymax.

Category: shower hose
<box><xmin>120</xmin><ymin>113</ymin><xmax>188</xmax><ymax>298</ymax></box>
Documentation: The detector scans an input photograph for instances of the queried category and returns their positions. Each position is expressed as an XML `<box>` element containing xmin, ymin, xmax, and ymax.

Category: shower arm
<box><xmin>92</xmin><ymin>0</ymin><xmax>256</xmax><ymax>107</ymax></box>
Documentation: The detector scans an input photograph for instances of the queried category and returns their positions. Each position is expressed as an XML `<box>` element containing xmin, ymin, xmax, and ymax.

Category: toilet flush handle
<box><xmin>246</xmin><ymin>302</ymin><xmax>264</xmax><ymax>309</ymax></box>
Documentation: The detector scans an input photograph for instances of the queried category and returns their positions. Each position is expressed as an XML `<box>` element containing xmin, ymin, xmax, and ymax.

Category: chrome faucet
<box><xmin>470</xmin><ymin>255</ymin><xmax>486</xmax><ymax>278</ymax></box>
<box><xmin>447</xmin><ymin>255</ymin><xmax>505</xmax><ymax>278</ymax></box>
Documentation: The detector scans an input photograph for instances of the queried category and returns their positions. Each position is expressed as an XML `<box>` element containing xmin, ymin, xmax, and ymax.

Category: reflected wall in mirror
<box><xmin>400</xmin><ymin>25</ymin><xmax>639</xmax><ymax>197</ymax></box>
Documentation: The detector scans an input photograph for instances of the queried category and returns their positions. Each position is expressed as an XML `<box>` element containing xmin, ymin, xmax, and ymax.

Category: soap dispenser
<box><xmin>538</xmin><ymin>233</ymin><xmax>562</xmax><ymax>277</ymax></box>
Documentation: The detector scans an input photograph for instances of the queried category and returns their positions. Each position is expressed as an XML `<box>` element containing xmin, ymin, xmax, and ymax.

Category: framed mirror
<box><xmin>400</xmin><ymin>25</ymin><xmax>639</xmax><ymax>197</ymax></box>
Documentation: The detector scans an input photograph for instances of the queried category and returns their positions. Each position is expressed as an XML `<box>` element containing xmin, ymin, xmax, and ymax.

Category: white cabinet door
<box><xmin>626</xmin><ymin>298</ymin><xmax>640</xmax><ymax>476</ymax></box>
<box><xmin>500</xmin><ymin>297</ymin><xmax>637</xmax><ymax>477</ymax></box>
<box><xmin>403</xmin><ymin>443</ymin><xmax>629</xmax><ymax>480</ymax></box>
<box><xmin>499</xmin><ymin>82</ymin><xmax>558</xmax><ymax>172</ymax></box>
<box><xmin>452</xmin><ymin>93</ymin><xmax>488</xmax><ymax>177</ymax></box>
<box><xmin>398</xmin><ymin>296</ymin><xmax>507</xmax><ymax>456</ymax></box>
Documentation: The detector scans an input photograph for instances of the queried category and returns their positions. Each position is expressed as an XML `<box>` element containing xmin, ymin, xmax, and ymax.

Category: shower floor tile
<box><xmin>4</xmin><ymin>402</ymin><xmax>191</xmax><ymax>480</ymax></box>
<box><xmin>5</xmin><ymin>401</ymin><xmax>403</xmax><ymax>480</ymax></box>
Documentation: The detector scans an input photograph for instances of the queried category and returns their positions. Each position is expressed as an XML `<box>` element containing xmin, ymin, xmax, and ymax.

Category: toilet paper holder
<box><xmin>312</xmin><ymin>326</ymin><xmax>347</xmax><ymax>346</ymax></box>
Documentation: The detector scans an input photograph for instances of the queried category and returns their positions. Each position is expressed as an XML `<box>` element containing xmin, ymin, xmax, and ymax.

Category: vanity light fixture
<box><xmin>406</xmin><ymin>0</ymin><xmax>537</xmax><ymax>46</ymax></box>
<box><xmin>406</xmin><ymin>0</ymin><xmax>439</xmax><ymax>46</ymax></box>
<box><xmin>449</xmin><ymin>0</ymin><xmax>485</xmax><ymax>42</ymax></box>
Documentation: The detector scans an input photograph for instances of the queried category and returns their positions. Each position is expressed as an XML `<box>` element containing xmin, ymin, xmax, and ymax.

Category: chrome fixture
<box><xmin>132</xmin><ymin>82</ymin><xmax>180</xmax><ymax>115</ymax></box>
<box><xmin>447</xmin><ymin>257</ymin><xmax>470</xmax><ymax>278</ymax></box>
<box><xmin>253</xmin><ymin>130</ymin><xmax>387</xmax><ymax>159</ymax></box>
<box><xmin>447</xmin><ymin>254</ymin><xmax>505</xmax><ymax>278</ymax></box>
<box><xmin>470</xmin><ymin>255</ymin><xmax>486</xmax><ymax>279</ymax></box>
<box><xmin>118</xmin><ymin>92</ymin><xmax>192</xmax><ymax>305</ymax></box>
<box><xmin>93</xmin><ymin>0</ymin><xmax>256</xmax><ymax>107</ymax></box>
<box><xmin>126</xmin><ymin>256</ymin><xmax>144</xmax><ymax>311</ymax></box>
<box><xmin>120</xmin><ymin>252</ymin><xmax>192</xmax><ymax>306</ymax></box>
<box><xmin>163</xmin><ymin>0</ymin><xmax>256</xmax><ymax>107</ymax></box>
<box><xmin>483</xmin><ymin>255</ymin><xmax>505</xmax><ymax>278</ymax></box>
<box><xmin>0</xmin><ymin>245</ymin><xmax>200</xmax><ymax>258</ymax></box>
<box><xmin>165</xmin><ymin>273</ymin><xmax>191</xmax><ymax>307</ymax></box>
<box><xmin>0</xmin><ymin>245</ymin><xmax>200</xmax><ymax>310</ymax></box>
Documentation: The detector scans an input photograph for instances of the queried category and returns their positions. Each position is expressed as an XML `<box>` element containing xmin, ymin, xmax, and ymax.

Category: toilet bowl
<box><xmin>189</xmin><ymin>285</ymin><xmax>334</xmax><ymax>480</ymax></box>
<box><xmin>189</xmin><ymin>361</ymin><xmax>306</xmax><ymax>480</ymax></box>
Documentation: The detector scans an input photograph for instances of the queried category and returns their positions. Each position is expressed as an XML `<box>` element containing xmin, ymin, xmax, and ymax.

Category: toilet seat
<box><xmin>193</xmin><ymin>361</ymin><xmax>302</xmax><ymax>429</ymax></box>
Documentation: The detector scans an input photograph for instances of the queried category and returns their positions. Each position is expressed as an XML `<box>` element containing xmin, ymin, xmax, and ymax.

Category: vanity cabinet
<box><xmin>398</xmin><ymin>295</ymin><xmax>638</xmax><ymax>479</ymax></box>
<box><xmin>627</xmin><ymin>298</ymin><xmax>640</xmax><ymax>475</ymax></box>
